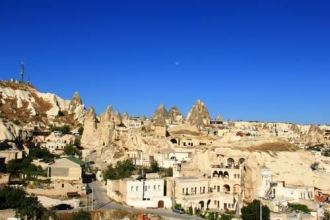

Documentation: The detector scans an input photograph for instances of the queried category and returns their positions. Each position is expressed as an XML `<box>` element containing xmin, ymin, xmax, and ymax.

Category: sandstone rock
<box><xmin>186</xmin><ymin>100</ymin><xmax>211</xmax><ymax>128</ymax></box>
<box><xmin>122</xmin><ymin>111</ymin><xmax>129</xmax><ymax>121</ymax></box>
<box><xmin>113</xmin><ymin>110</ymin><xmax>122</xmax><ymax>125</ymax></box>
<box><xmin>169</xmin><ymin>106</ymin><xmax>183</xmax><ymax>124</ymax></box>
<box><xmin>151</xmin><ymin>104</ymin><xmax>169</xmax><ymax>126</ymax></box>
<box><xmin>215</xmin><ymin>115</ymin><xmax>222</xmax><ymax>122</ymax></box>
<box><xmin>0</xmin><ymin>119</ymin><xmax>32</xmax><ymax>144</ymax></box>
<box><xmin>98</xmin><ymin>106</ymin><xmax>116</xmax><ymax>146</ymax></box>
<box><xmin>305</xmin><ymin>125</ymin><xmax>324</xmax><ymax>145</ymax></box>
<box><xmin>80</xmin><ymin>107</ymin><xmax>99</xmax><ymax>148</ymax></box>
<box><xmin>0</xmin><ymin>81</ymin><xmax>86</xmax><ymax>128</ymax></box>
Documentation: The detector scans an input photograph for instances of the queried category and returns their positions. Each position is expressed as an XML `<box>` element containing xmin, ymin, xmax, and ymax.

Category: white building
<box><xmin>107</xmin><ymin>178</ymin><xmax>172</xmax><ymax>208</ymax></box>
<box><xmin>258</xmin><ymin>168</ymin><xmax>314</xmax><ymax>203</ymax></box>
<box><xmin>258</xmin><ymin>168</ymin><xmax>272</xmax><ymax>198</ymax></box>
<box><xmin>154</xmin><ymin>151</ymin><xmax>191</xmax><ymax>168</ymax></box>
<box><xmin>123</xmin><ymin>119</ymin><xmax>143</xmax><ymax>129</ymax></box>
<box><xmin>267</xmin><ymin>182</ymin><xmax>314</xmax><ymax>202</ymax></box>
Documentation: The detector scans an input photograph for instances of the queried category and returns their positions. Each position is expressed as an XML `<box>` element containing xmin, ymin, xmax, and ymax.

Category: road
<box><xmin>88</xmin><ymin>181</ymin><xmax>204</xmax><ymax>220</ymax></box>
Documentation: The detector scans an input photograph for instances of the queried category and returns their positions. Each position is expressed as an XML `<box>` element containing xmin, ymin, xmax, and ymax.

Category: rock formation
<box><xmin>122</xmin><ymin>111</ymin><xmax>129</xmax><ymax>121</ymax></box>
<box><xmin>305</xmin><ymin>125</ymin><xmax>324</xmax><ymax>145</ymax></box>
<box><xmin>0</xmin><ymin>81</ymin><xmax>85</xmax><ymax>128</ymax></box>
<box><xmin>151</xmin><ymin>104</ymin><xmax>169</xmax><ymax>126</ymax></box>
<box><xmin>80</xmin><ymin>107</ymin><xmax>99</xmax><ymax>148</ymax></box>
<box><xmin>112</xmin><ymin>110</ymin><xmax>122</xmax><ymax>125</ymax></box>
<box><xmin>215</xmin><ymin>115</ymin><xmax>222</xmax><ymax>122</ymax></box>
<box><xmin>168</xmin><ymin>106</ymin><xmax>183</xmax><ymax>124</ymax></box>
<box><xmin>98</xmin><ymin>106</ymin><xmax>116</xmax><ymax>147</ymax></box>
<box><xmin>0</xmin><ymin>119</ymin><xmax>32</xmax><ymax>147</ymax></box>
<box><xmin>186</xmin><ymin>100</ymin><xmax>211</xmax><ymax>128</ymax></box>
<box><xmin>68</xmin><ymin>92</ymin><xmax>86</xmax><ymax>123</ymax></box>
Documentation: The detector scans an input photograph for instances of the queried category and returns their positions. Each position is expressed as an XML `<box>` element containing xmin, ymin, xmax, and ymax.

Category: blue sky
<box><xmin>1</xmin><ymin>0</ymin><xmax>329</xmax><ymax>124</ymax></box>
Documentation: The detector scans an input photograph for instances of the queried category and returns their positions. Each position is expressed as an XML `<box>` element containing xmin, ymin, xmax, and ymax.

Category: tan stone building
<box><xmin>168</xmin><ymin>155</ymin><xmax>246</xmax><ymax>214</ymax></box>
<box><xmin>49</xmin><ymin>157</ymin><xmax>85</xmax><ymax>181</ymax></box>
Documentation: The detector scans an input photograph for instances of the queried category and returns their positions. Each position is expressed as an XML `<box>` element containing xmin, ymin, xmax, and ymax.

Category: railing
<box><xmin>211</xmin><ymin>164</ymin><xmax>241</xmax><ymax>169</ymax></box>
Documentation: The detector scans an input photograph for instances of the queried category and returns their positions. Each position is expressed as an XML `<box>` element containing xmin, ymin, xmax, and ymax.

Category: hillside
<box><xmin>0</xmin><ymin>80</ymin><xmax>86</xmax><ymax>130</ymax></box>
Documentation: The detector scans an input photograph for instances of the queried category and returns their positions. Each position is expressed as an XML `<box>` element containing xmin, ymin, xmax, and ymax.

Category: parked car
<box><xmin>173</xmin><ymin>207</ymin><xmax>185</xmax><ymax>214</ymax></box>
<box><xmin>52</xmin><ymin>203</ymin><xmax>73</xmax><ymax>210</ymax></box>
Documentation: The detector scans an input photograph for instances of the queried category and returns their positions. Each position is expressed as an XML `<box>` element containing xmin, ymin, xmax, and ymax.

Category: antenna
<box><xmin>20</xmin><ymin>62</ymin><xmax>25</xmax><ymax>83</ymax></box>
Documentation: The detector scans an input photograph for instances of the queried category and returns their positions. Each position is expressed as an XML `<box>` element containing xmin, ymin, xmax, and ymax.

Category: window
<box><xmin>154</xmin><ymin>185</ymin><xmax>156</xmax><ymax>190</ymax></box>
<box><xmin>237</xmin><ymin>174</ymin><xmax>240</xmax><ymax>178</ymax></box>
<box><xmin>136</xmin><ymin>186</ymin><xmax>138</xmax><ymax>191</ymax></box>
<box><xmin>62</xmin><ymin>183</ymin><xmax>64</xmax><ymax>188</ymax></box>
<box><xmin>158</xmin><ymin>185</ymin><xmax>160</xmax><ymax>190</ymax></box>
<box><xmin>234</xmin><ymin>174</ymin><xmax>237</xmax><ymax>178</ymax></box>
<box><xmin>214</xmin><ymin>185</ymin><xmax>216</xmax><ymax>189</ymax></box>
<box><xmin>131</xmin><ymin>186</ymin><xmax>134</xmax><ymax>191</ymax></box>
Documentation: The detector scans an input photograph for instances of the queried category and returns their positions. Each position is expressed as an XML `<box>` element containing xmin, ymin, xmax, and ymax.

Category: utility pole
<box><xmin>91</xmin><ymin>182</ymin><xmax>94</xmax><ymax>210</ymax></box>
<box><xmin>172</xmin><ymin>179</ymin><xmax>176</xmax><ymax>207</ymax></box>
<box><xmin>20</xmin><ymin>62</ymin><xmax>25</xmax><ymax>83</ymax></box>
<box><xmin>142</xmin><ymin>169</ymin><xmax>145</xmax><ymax>200</ymax></box>
<box><xmin>260</xmin><ymin>201</ymin><xmax>262</xmax><ymax>220</ymax></box>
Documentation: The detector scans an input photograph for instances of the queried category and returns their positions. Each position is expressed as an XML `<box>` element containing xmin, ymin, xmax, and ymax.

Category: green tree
<box><xmin>103</xmin><ymin>159</ymin><xmax>135</xmax><ymax>180</ymax></box>
<box><xmin>71</xmin><ymin>210</ymin><xmax>92</xmax><ymax>220</ymax></box>
<box><xmin>221</xmin><ymin>213</ymin><xmax>234</xmax><ymax>220</ymax></box>
<box><xmin>64</xmin><ymin>144</ymin><xmax>81</xmax><ymax>156</ymax></box>
<box><xmin>187</xmin><ymin>206</ymin><xmax>193</xmax><ymax>215</ymax></box>
<box><xmin>241</xmin><ymin>200</ymin><xmax>270</xmax><ymax>220</ymax></box>
<box><xmin>75</xmin><ymin>138</ymin><xmax>81</xmax><ymax>146</ymax></box>
<box><xmin>78</xmin><ymin>126</ymin><xmax>84</xmax><ymax>135</ymax></box>
<box><xmin>15</xmin><ymin>196</ymin><xmax>45</xmax><ymax>220</ymax></box>
<box><xmin>6</xmin><ymin>157</ymin><xmax>34</xmax><ymax>174</ymax></box>
<box><xmin>288</xmin><ymin>203</ymin><xmax>310</xmax><ymax>213</ymax></box>
<box><xmin>150</xmin><ymin>159</ymin><xmax>160</xmax><ymax>173</ymax></box>
<box><xmin>60</xmin><ymin>125</ymin><xmax>70</xmax><ymax>134</ymax></box>
<box><xmin>159</xmin><ymin>167</ymin><xmax>173</xmax><ymax>178</ymax></box>
<box><xmin>0</xmin><ymin>186</ymin><xmax>26</xmax><ymax>209</ymax></box>
<box><xmin>32</xmin><ymin>148</ymin><xmax>55</xmax><ymax>163</ymax></box>
<box><xmin>49</xmin><ymin>124</ymin><xmax>71</xmax><ymax>134</ymax></box>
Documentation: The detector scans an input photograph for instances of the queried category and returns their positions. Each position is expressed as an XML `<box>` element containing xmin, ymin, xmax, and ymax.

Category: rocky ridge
<box><xmin>0</xmin><ymin>81</ymin><xmax>86</xmax><ymax>128</ymax></box>
<box><xmin>1</xmin><ymin>80</ymin><xmax>330</xmax><ymax>197</ymax></box>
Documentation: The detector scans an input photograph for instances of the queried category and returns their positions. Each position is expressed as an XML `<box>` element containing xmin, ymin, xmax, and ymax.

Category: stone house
<box><xmin>43</xmin><ymin>134</ymin><xmax>76</xmax><ymax>154</ymax></box>
<box><xmin>48</xmin><ymin>157</ymin><xmax>85</xmax><ymax>181</ymax></box>
<box><xmin>168</xmin><ymin>155</ymin><xmax>246</xmax><ymax>214</ymax></box>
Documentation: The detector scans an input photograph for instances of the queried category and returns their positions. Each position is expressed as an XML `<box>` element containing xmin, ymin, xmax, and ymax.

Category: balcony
<box><xmin>211</xmin><ymin>164</ymin><xmax>240</xmax><ymax>169</ymax></box>
<box><xmin>178</xmin><ymin>191</ymin><xmax>214</xmax><ymax>200</ymax></box>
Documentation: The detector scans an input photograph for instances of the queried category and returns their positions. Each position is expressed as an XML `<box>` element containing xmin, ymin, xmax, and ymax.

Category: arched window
<box><xmin>227</xmin><ymin>158</ymin><xmax>235</xmax><ymax>167</ymax></box>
